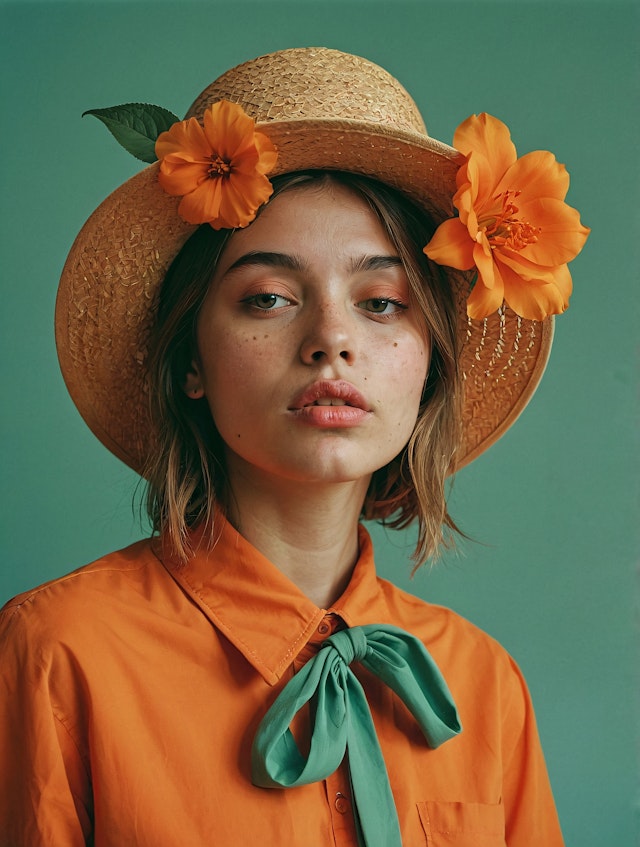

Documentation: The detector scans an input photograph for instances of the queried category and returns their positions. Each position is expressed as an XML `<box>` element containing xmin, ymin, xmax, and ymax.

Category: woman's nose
<box><xmin>299</xmin><ymin>303</ymin><xmax>355</xmax><ymax>365</ymax></box>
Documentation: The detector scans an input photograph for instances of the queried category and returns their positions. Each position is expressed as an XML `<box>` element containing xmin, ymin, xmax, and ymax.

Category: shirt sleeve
<box><xmin>501</xmin><ymin>654</ymin><xmax>564</xmax><ymax>846</ymax></box>
<box><xmin>0</xmin><ymin>602</ymin><xmax>92</xmax><ymax>847</ymax></box>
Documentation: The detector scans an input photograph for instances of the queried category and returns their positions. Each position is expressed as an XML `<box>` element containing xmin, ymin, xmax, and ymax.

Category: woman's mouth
<box><xmin>311</xmin><ymin>397</ymin><xmax>348</xmax><ymax>406</ymax></box>
<box><xmin>290</xmin><ymin>381</ymin><xmax>370</xmax><ymax>426</ymax></box>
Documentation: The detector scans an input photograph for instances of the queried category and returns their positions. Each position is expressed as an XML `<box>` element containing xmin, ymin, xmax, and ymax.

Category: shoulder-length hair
<box><xmin>144</xmin><ymin>171</ymin><xmax>463</xmax><ymax>566</ymax></box>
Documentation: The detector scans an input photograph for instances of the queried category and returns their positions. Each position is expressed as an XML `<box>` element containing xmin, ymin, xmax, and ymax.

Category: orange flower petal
<box><xmin>231</xmin><ymin>170</ymin><xmax>274</xmax><ymax>209</ymax></box>
<box><xmin>177</xmin><ymin>179</ymin><xmax>223</xmax><ymax>226</ymax></box>
<box><xmin>516</xmin><ymin>198</ymin><xmax>590</xmax><ymax>265</ymax></box>
<box><xmin>498</xmin><ymin>258</ymin><xmax>572</xmax><ymax>320</ymax></box>
<box><xmin>497</xmin><ymin>150</ymin><xmax>569</xmax><ymax>203</ymax></box>
<box><xmin>467</xmin><ymin>262</ymin><xmax>505</xmax><ymax>319</ymax></box>
<box><xmin>473</xmin><ymin>240</ymin><xmax>498</xmax><ymax>290</ymax></box>
<box><xmin>156</xmin><ymin>117</ymin><xmax>210</xmax><ymax>163</ymax></box>
<box><xmin>454</xmin><ymin>114</ymin><xmax>516</xmax><ymax>179</ymax></box>
<box><xmin>203</xmin><ymin>100</ymin><xmax>256</xmax><ymax>161</ymax></box>
<box><xmin>155</xmin><ymin>100</ymin><xmax>278</xmax><ymax>229</ymax></box>
<box><xmin>452</xmin><ymin>180</ymin><xmax>473</xmax><ymax>228</ymax></box>
<box><xmin>176</xmin><ymin>171</ymin><xmax>275</xmax><ymax>230</ymax></box>
<box><xmin>550</xmin><ymin>262</ymin><xmax>573</xmax><ymax>303</ymax></box>
<box><xmin>455</xmin><ymin>153</ymin><xmax>497</xmax><ymax>217</ymax></box>
<box><xmin>423</xmin><ymin>218</ymin><xmax>475</xmax><ymax>269</ymax></box>
<box><xmin>426</xmin><ymin>110</ymin><xmax>589</xmax><ymax>320</ymax></box>
<box><xmin>254</xmin><ymin>131</ymin><xmax>278</xmax><ymax>173</ymax></box>
<box><xmin>218</xmin><ymin>172</ymin><xmax>274</xmax><ymax>229</ymax></box>
<box><xmin>158</xmin><ymin>161</ymin><xmax>208</xmax><ymax>196</ymax></box>
<box><xmin>495</xmin><ymin>250</ymin><xmax>559</xmax><ymax>285</ymax></box>
<box><xmin>225</xmin><ymin>146</ymin><xmax>261</xmax><ymax>175</ymax></box>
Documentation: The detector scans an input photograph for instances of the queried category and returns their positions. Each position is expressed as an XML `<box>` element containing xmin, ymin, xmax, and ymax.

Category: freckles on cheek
<box><xmin>219</xmin><ymin>333</ymin><xmax>262</xmax><ymax>371</ymax></box>
<box><xmin>375</xmin><ymin>336</ymin><xmax>426</xmax><ymax>374</ymax></box>
<box><xmin>395</xmin><ymin>342</ymin><xmax>429</xmax><ymax>373</ymax></box>
<box><xmin>398</xmin><ymin>347</ymin><xmax>430</xmax><ymax>400</ymax></box>
<box><xmin>211</xmin><ymin>333</ymin><xmax>278</xmax><ymax>414</ymax></box>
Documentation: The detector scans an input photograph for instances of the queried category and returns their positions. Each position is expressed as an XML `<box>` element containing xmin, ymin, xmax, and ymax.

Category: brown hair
<box><xmin>144</xmin><ymin>171</ymin><xmax>462</xmax><ymax>565</ymax></box>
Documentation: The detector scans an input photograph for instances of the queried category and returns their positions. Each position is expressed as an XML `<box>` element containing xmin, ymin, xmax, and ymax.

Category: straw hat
<box><xmin>55</xmin><ymin>47</ymin><xmax>553</xmax><ymax>474</ymax></box>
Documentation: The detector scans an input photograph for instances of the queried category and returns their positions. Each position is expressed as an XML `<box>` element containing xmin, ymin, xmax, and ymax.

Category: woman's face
<box><xmin>190</xmin><ymin>182</ymin><xmax>430</xmax><ymax>497</ymax></box>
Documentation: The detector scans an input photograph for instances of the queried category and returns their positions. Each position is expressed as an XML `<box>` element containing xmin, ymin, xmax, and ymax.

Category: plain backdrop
<box><xmin>1</xmin><ymin>1</ymin><xmax>637</xmax><ymax>844</ymax></box>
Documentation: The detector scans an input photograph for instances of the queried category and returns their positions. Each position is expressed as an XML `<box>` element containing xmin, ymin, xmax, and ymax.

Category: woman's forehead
<box><xmin>216</xmin><ymin>181</ymin><xmax>398</xmax><ymax>271</ymax></box>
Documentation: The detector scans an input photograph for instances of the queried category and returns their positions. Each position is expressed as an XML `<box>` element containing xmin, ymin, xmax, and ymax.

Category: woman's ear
<box><xmin>183</xmin><ymin>361</ymin><xmax>205</xmax><ymax>399</ymax></box>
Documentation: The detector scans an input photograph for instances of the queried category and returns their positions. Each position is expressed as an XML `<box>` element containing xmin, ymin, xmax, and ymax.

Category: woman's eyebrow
<box><xmin>349</xmin><ymin>255</ymin><xmax>403</xmax><ymax>273</ymax></box>
<box><xmin>224</xmin><ymin>252</ymin><xmax>404</xmax><ymax>276</ymax></box>
<box><xmin>224</xmin><ymin>251</ymin><xmax>306</xmax><ymax>274</ymax></box>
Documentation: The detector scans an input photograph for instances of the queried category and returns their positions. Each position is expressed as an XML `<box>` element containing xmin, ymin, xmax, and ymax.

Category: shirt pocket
<box><xmin>417</xmin><ymin>800</ymin><xmax>506</xmax><ymax>847</ymax></box>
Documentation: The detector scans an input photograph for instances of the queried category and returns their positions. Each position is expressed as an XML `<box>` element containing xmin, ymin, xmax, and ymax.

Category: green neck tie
<box><xmin>251</xmin><ymin>624</ymin><xmax>462</xmax><ymax>847</ymax></box>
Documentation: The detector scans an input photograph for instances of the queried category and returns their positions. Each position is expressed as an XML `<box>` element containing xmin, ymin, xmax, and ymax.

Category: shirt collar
<box><xmin>156</xmin><ymin>516</ymin><xmax>389</xmax><ymax>685</ymax></box>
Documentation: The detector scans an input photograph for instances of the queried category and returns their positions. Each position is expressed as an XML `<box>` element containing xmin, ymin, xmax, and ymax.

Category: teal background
<box><xmin>1</xmin><ymin>1</ymin><xmax>637</xmax><ymax>843</ymax></box>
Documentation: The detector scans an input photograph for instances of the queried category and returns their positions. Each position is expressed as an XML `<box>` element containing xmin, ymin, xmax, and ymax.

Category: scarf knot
<box><xmin>322</xmin><ymin>626</ymin><xmax>368</xmax><ymax>665</ymax></box>
<box><xmin>251</xmin><ymin>623</ymin><xmax>461</xmax><ymax>847</ymax></box>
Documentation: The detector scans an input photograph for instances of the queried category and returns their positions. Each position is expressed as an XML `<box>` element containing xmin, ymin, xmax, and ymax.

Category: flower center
<box><xmin>208</xmin><ymin>156</ymin><xmax>232</xmax><ymax>179</ymax></box>
<box><xmin>480</xmin><ymin>190</ymin><xmax>540</xmax><ymax>252</ymax></box>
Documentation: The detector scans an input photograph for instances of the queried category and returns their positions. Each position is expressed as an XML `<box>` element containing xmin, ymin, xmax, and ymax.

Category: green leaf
<box><xmin>83</xmin><ymin>103</ymin><xmax>180</xmax><ymax>163</ymax></box>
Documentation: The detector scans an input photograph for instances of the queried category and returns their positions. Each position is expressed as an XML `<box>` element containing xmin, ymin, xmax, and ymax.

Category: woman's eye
<box><xmin>358</xmin><ymin>297</ymin><xmax>407</xmax><ymax>315</ymax></box>
<box><xmin>243</xmin><ymin>292</ymin><xmax>291</xmax><ymax>310</ymax></box>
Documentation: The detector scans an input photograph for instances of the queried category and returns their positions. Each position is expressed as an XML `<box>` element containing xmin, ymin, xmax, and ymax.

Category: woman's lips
<box><xmin>289</xmin><ymin>380</ymin><xmax>371</xmax><ymax>427</ymax></box>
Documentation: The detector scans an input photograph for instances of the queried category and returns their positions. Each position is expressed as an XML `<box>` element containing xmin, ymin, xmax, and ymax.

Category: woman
<box><xmin>0</xmin><ymin>48</ymin><xmax>588</xmax><ymax>846</ymax></box>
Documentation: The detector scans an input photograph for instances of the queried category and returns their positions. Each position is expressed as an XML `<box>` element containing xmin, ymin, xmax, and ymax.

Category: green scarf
<box><xmin>252</xmin><ymin>624</ymin><xmax>462</xmax><ymax>846</ymax></box>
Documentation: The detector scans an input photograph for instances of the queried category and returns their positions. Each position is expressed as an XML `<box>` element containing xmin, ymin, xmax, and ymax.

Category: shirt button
<box><xmin>334</xmin><ymin>793</ymin><xmax>349</xmax><ymax>814</ymax></box>
<box><xmin>317</xmin><ymin>621</ymin><xmax>331</xmax><ymax>635</ymax></box>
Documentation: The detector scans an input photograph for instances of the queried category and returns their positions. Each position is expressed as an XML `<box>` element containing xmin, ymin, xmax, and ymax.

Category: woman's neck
<box><xmin>224</xmin><ymin>467</ymin><xmax>370</xmax><ymax>609</ymax></box>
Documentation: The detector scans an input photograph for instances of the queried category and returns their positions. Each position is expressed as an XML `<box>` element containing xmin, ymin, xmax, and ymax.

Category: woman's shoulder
<box><xmin>376</xmin><ymin>575</ymin><xmax>518</xmax><ymax>671</ymax></box>
<box><xmin>0</xmin><ymin>538</ymin><xmax>160</xmax><ymax>641</ymax></box>
<box><xmin>375</xmin><ymin>577</ymin><xmax>534</xmax><ymax>720</ymax></box>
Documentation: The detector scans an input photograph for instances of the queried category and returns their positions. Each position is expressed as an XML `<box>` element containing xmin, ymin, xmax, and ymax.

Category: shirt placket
<box><xmin>293</xmin><ymin>614</ymin><xmax>359</xmax><ymax>847</ymax></box>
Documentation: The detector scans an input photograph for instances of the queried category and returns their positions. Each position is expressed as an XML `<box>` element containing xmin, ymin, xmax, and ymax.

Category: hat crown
<box><xmin>186</xmin><ymin>47</ymin><xmax>428</xmax><ymax>136</ymax></box>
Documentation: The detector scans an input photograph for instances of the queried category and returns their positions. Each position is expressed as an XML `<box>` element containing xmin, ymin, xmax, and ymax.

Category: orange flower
<box><xmin>155</xmin><ymin>100</ymin><xmax>278</xmax><ymax>230</ymax></box>
<box><xmin>424</xmin><ymin>113</ymin><xmax>590</xmax><ymax>320</ymax></box>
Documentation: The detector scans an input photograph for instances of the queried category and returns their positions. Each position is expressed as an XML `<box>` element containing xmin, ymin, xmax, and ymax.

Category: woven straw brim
<box><xmin>56</xmin><ymin>47</ymin><xmax>553</xmax><ymax>475</ymax></box>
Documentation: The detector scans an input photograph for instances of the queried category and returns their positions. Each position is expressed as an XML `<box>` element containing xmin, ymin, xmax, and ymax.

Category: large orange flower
<box><xmin>424</xmin><ymin>113</ymin><xmax>590</xmax><ymax>320</ymax></box>
<box><xmin>156</xmin><ymin>100</ymin><xmax>278</xmax><ymax>230</ymax></box>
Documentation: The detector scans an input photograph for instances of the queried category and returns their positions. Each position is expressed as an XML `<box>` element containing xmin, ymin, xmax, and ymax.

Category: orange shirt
<box><xmin>0</xmin><ymin>519</ymin><xmax>564</xmax><ymax>846</ymax></box>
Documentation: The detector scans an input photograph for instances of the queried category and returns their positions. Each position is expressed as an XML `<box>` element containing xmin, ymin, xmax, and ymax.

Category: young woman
<box><xmin>0</xmin><ymin>48</ymin><xmax>588</xmax><ymax>846</ymax></box>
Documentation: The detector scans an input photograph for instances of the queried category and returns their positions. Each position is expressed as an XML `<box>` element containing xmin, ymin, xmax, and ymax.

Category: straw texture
<box><xmin>56</xmin><ymin>47</ymin><xmax>552</xmax><ymax>474</ymax></box>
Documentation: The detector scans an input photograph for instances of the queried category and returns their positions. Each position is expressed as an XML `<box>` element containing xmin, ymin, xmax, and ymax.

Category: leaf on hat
<box><xmin>83</xmin><ymin>103</ymin><xmax>180</xmax><ymax>164</ymax></box>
